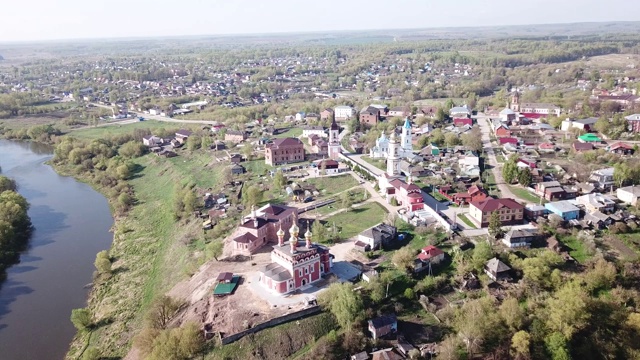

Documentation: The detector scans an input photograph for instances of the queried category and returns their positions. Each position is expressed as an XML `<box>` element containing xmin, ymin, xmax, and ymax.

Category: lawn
<box><xmin>508</xmin><ymin>185</ymin><xmax>543</xmax><ymax>204</ymax></box>
<box><xmin>482</xmin><ymin>170</ymin><xmax>501</xmax><ymax>197</ymax></box>
<box><xmin>495</xmin><ymin>152</ymin><xmax>506</xmax><ymax>163</ymax></box>
<box><xmin>457</xmin><ymin>214</ymin><xmax>477</xmax><ymax>229</ymax></box>
<box><xmin>304</xmin><ymin>174</ymin><xmax>359</xmax><ymax>196</ymax></box>
<box><xmin>70</xmin><ymin>120</ymin><xmax>195</xmax><ymax>140</ymax></box>
<box><xmin>360</xmin><ymin>155</ymin><xmax>386</xmax><ymax>171</ymax></box>
<box><xmin>323</xmin><ymin>202</ymin><xmax>389</xmax><ymax>239</ymax></box>
<box><xmin>559</xmin><ymin>235</ymin><xmax>590</xmax><ymax>263</ymax></box>
<box><xmin>273</xmin><ymin>126</ymin><xmax>303</xmax><ymax>138</ymax></box>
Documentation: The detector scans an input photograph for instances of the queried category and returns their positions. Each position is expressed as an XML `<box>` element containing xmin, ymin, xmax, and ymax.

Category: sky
<box><xmin>1</xmin><ymin>0</ymin><xmax>640</xmax><ymax>42</ymax></box>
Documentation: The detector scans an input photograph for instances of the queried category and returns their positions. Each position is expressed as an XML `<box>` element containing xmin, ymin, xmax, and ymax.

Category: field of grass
<box><xmin>323</xmin><ymin>202</ymin><xmax>388</xmax><ymax>239</ymax></box>
<box><xmin>457</xmin><ymin>214</ymin><xmax>477</xmax><ymax>229</ymax></box>
<box><xmin>304</xmin><ymin>174</ymin><xmax>359</xmax><ymax>196</ymax></box>
<box><xmin>360</xmin><ymin>155</ymin><xmax>386</xmax><ymax>171</ymax></box>
<box><xmin>70</xmin><ymin>120</ymin><xmax>195</xmax><ymax>140</ymax></box>
<box><xmin>508</xmin><ymin>185</ymin><xmax>543</xmax><ymax>204</ymax></box>
<box><xmin>482</xmin><ymin>170</ymin><xmax>501</xmax><ymax>197</ymax></box>
<box><xmin>559</xmin><ymin>235</ymin><xmax>590</xmax><ymax>263</ymax></box>
<box><xmin>273</xmin><ymin>126</ymin><xmax>303</xmax><ymax>138</ymax></box>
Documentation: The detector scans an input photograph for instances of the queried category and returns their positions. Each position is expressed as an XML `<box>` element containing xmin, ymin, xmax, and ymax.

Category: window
<box><xmin>304</xmin><ymin>267</ymin><xmax>308</xmax><ymax>275</ymax></box>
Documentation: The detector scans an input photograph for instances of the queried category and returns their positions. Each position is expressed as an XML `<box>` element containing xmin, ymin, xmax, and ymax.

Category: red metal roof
<box><xmin>418</xmin><ymin>245</ymin><xmax>444</xmax><ymax>261</ymax></box>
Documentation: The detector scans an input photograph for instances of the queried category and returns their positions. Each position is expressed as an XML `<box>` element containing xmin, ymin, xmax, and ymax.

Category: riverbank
<box><xmin>54</xmin><ymin>153</ymin><xmax>213</xmax><ymax>359</ymax></box>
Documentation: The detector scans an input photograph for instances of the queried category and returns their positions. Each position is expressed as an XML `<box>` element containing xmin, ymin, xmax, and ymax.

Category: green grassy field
<box><xmin>304</xmin><ymin>174</ymin><xmax>359</xmax><ymax>196</ymax></box>
<box><xmin>323</xmin><ymin>202</ymin><xmax>388</xmax><ymax>239</ymax></box>
<box><xmin>508</xmin><ymin>185</ymin><xmax>543</xmax><ymax>204</ymax></box>
<box><xmin>360</xmin><ymin>155</ymin><xmax>386</xmax><ymax>171</ymax></box>
<box><xmin>559</xmin><ymin>235</ymin><xmax>590</xmax><ymax>263</ymax></box>
<box><xmin>273</xmin><ymin>126</ymin><xmax>303</xmax><ymax>138</ymax></box>
<box><xmin>69</xmin><ymin>120</ymin><xmax>196</xmax><ymax>139</ymax></box>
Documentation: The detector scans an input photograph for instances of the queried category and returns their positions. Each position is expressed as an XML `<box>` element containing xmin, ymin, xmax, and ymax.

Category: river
<box><xmin>0</xmin><ymin>140</ymin><xmax>114</xmax><ymax>360</ymax></box>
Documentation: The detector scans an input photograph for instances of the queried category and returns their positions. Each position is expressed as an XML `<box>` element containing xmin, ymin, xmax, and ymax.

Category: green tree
<box><xmin>243</xmin><ymin>185</ymin><xmax>263</xmax><ymax>207</ymax></box>
<box><xmin>0</xmin><ymin>176</ymin><xmax>17</xmax><ymax>193</ymax></box>
<box><xmin>517</xmin><ymin>168</ymin><xmax>532</xmax><ymax>187</ymax></box>
<box><xmin>430</xmin><ymin>128</ymin><xmax>445</xmax><ymax>146</ymax></box>
<box><xmin>186</xmin><ymin>135</ymin><xmax>201</xmax><ymax>151</ymax></box>
<box><xmin>182</xmin><ymin>189</ymin><xmax>198</xmax><ymax>214</ymax></box>
<box><xmin>488</xmin><ymin>212</ymin><xmax>503</xmax><ymax>239</ymax></box>
<box><xmin>273</xmin><ymin>171</ymin><xmax>287</xmax><ymax>191</ymax></box>
<box><xmin>594</xmin><ymin>116</ymin><xmax>610</xmax><ymax>135</ymax></box>
<box><xmin>119</xmin><ymin>141</ymin><xmax>147</xmax><ymax>158</ymax></box>
<box><xmin>435</xmin><ymin>107</ymin><xmax>447</xmax><ymax>123</ymax></box>
<box><xmin>70</xmin><ymin>308</ymin><xmax>92</xmax><ymax>331</ymax></box>
<box><xmin>502</xmin><ymin>156</ymin><xmax>519</xmax><ymax>184</ymax></box>
<box><xmin>205</xmin><ymin>240</ymin><xmax>224</xmax><ymax>261</ymax></box>
<box><xmin>461</xmin><ymin>127</ymin><xmax>483</xmax><ymax>153</ymax></box>
<box><xmin>146</xmin><ymin>295</ymin><xmax>182</xmax><ymax>330</ymax></box>
<box><xmin>546</xmin><ymin>283</ymin><xmax>590</xmax><ymax>339</ymax></box>
<box><xmin>614</xmin><ymin>162</ymin><xmax>631</xmax><ymax>188</ymax></box>
<box><xmin>471</xmin><ymin>240</ymin><xmax>494</xmax><ymax>271</ymax></box>
<box><xmin>445</xmin><ymin>132</ymin><xmax>461</xmax><ymax>147</ymax></box>
<box><xmin>318</xmin><ymin>282</ymin><xmax>364</xmax><ymax>330</ymax></box>
<box><xmin>500</xmin><ymin>297</ymin><xmax>525</xmax><ymax>331</ymax></box>
<box><xmin>94</xmin><ymin>250</ymin><xmax>112</xmax><ymax>275</ymax></box>
<box><xmin>511</xmin><ymin>331</ymin><xmax>531</xmax><ymax>359</ymax></box>
<box><xmin>82</xmin><ymin>348</ymin><xmax>101</xmax><ymax>360</ymax></box>
<box><xmin>545</xmin><ymin>332</ymin><xmax>571</xmax><ymax>360</ymax></box>
<box><xmin>392</xmin><ymin>246</ymin><xmax>415</xmax><ymax>273</ymax></box>
<box><xmin>312</xmin><ymin>220</ymin><xmax>329</xmax><ymax>244</ymax></box>
<box><xmin>340</xmin><ymin>191</ymin><xmax>353</xmax><ymax>212</ymax></box>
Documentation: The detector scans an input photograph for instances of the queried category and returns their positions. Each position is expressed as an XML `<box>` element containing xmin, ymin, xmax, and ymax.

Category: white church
<box><xmin>370</xmin><ymin>117</ymin><xmax>413</xmax><ymax>159</ymax></box>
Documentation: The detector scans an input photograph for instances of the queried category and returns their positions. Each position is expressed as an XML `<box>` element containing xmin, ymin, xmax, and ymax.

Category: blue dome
<box><xmin>403</xmin><ymin>117</ymin><xmax>411</xmax><ymax>129</ymax></box>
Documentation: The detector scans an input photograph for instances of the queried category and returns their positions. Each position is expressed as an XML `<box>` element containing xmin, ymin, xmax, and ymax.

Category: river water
<box><xmin>0</xmin><ymin>140</ymin><xmax>113</xmax><ymax>360</ymax></box>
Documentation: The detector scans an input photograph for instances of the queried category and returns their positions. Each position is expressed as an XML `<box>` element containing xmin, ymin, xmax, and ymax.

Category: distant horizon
<box><xmin>1</xmin><ymin>20</ymin><xmax>640</xmax><ymax>45</ymax></box>
<box><xmin>1</xmin><ymin>0</ymin><xmax>639</xmax><ymax>43</ymax></box>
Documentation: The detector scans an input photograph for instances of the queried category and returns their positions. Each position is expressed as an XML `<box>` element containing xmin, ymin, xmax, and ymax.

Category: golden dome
<box><xmin>277</xmin><ymin>226</ymin><xmax>285</xmax><ymax>237</ymax></box>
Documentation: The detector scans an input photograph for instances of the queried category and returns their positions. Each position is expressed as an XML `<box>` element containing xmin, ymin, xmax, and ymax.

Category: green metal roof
<box><xmin>213</xmin><ymin>275</ymin><xmax>240</xmax><ymax>296</ymax></box>
<box><xmin>579</xmin><ymin>133</ymin><xmax>601</xmax><ymax>142</ymax></box>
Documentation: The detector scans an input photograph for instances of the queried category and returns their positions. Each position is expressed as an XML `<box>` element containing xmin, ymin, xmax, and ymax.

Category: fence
<box><xmin>220</xmin><ymin>306</ymin><xmax>323</xmax><ymax>345</ymax></box>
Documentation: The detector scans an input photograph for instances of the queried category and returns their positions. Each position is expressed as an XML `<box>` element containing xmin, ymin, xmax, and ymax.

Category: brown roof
<box><xmin>217</xmin><ymin>272</ymin><xmax>233</xmax><ymax>282</ymax></box>
<box><xmin>233</xmin><ymin>232</ymin><xmax>257</xmax><ymax>243</ymax></box>
<box><xmin>389</xmin><ymin>179</ymin><xmax>421</xmax><ymax>192</ymax></box>
<box><xmin>471</xmin><ymin>198</ymin><xmax>523</xmax><ymax>212</ymax></box>
<box><xmin>269</xmin><ymin>137</ymin><xmax>303</xmax><ymax>148</ymax></box>
<box><xmin>572</xmin><ymin>142</ymin><xmax>594</xmax><ymax>151</ymax></box>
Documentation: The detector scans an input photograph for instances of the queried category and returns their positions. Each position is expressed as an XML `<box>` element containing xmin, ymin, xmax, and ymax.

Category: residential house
<box><xmin>305</xmin><ymin>113</ymin><xmax>320</xmax><ymax>122</ymax></box>
<box><xmin>578</xmin><ymin>133</ymin><xmax>602</xmax><ymax>143</ymax></box>
<box><xmin>302</xmin><ymin>126</ymin><xmax>325</xmax><ymax>138</ymax></box>
<box><xmin>468</xmin><ymin>198</ymin><xmax>524</xmax><ymax>228</ymax></box>
<box><xmin>485</xmin><ymin>258</ymin><xmax>511</xmax><ymax>281</ymax></box>
<box><xmin>625</xmin><ymin>114</ymin><xmax>640</xmax><ymax>133</ymax></box>
<box><xmin>229</xmin><ymin>153</ymin><xmax>243</xmax><ymax>164</ymax></box>
<box><xmin>536</xmin><ymin>181</ymin><xmax>573</xmax><ymax>201</ymax></box>
<box><xmin>417</xmin><ymin>105</ymin><xmax>438</xmax><ymax>118</ymax></box>
<box><xmin>295</xmin><ymin>112</ymin><xmax>306</xmax><ymax>121</ymax></box>
<box><xmin>312</xmin><ymin>138</ymin><xmax>328</xmax><ymax>155</ymax></box>
<box><xmin>607</xmin><ymin>142</ymin><xmax>635</xmax><ymax>155</ymax></box>
<box><xmin>589</xmin><ymin>167</ymin><xmax>615</xmax><ymax>190</ymax></box>
<box><xmin>524</xmin><ymin>204</ymin><xmax>548</xmax><ymax>220</ymax></box>
<box><xmin>538</xmin><ymin>142</ymin><xmax>556</xmax><ymax>153</ymax></box>
<box><xmin>500</xmin><ymin>108</ymin><xmax>517</xmax><ymax>122</ymax></box>
<box><xmin>357</xmin><ymin>223</ymin><xmax>397</xmax><ymax>251</ymax></box>
<box><xmin>142</xmin><ymin>135</ymin><xmax>163</xmax><ymax>147</ymax></box>
<box><xmin>545</xmin><ymin>201</ymin><xmax>580</xmax><ymax>221</ymax></box>
<box><xmin>315</xmin><ymin>159</ymin><xmax>341</xmax><ymax>175</ymax></box>
<box><xmin>449</xmin><ymin>106</ymin><xmax>471</xmax><ymax>118</ymax></box>
<box><xmin>370</xmin><ymin>349</ymin><xmax>404</xmax><ymax>360</ymax></box>
<box><xmin>414</xmin><ymin>246</ymin><xmax>445</xmax><ymax>272</ymax></box>
<box><xmin>499</xmin><ymin>137</ymin><xmax>518</xmax><ymax>145</ymax></box>
<box><xmin>175</xmin><ymin>129</ymin><xmax>192</xmax><ymax>144</ymax></box>
<box><xmin>572</xmin><ymin>142</ymin><xmax>594</xmax><ymax>152</ymax></box>
<box><xmin>351</xmin><ymin>351</ymin><xmax>369</xmax><ymax>360</ymax></box>
<box><xmin>225</xmin><ymin>130</ymin><xmax>248</xmax><ymax>143</ymax></box>
<box><xmin>320</xmin><ymin>108</ymin><xmax>334</xmax><ymax>121</ymax></box>
<box><xmin>584</xmin><ymin>211</ymin><xmax>614</xmax><ymax>229</ymax></box>
<box><xmin>450</xmin><ymin>185</ymin><xmax>488</xmax><ymax>205</ymax></box>
<box><xmin>368</xmin><ymin>314</ymin><xmax>397</xmax><ymax>340</ymax></box>
<box><xmin>503</xmin><ymin>228</ymin><xmax>541</xmax><ymax>248</ymax></box>
<box><xmin>561</xmin><ymin>118</ymin><xmax>598</xmax><ymax>131</ymax></box>
<box><xmin>495</xmin><ymin>125</ymin><xmax>512</xmax><ymax>138</ymax></box>
<box><xmin>265</xmin><ymin>138</ymin><xmax>305</xmax><ymax>166</ymax></box>
<box><xmin>386</xmin><ymin>178</ymin><xmax>424</xmax><ymax>212</ymax></box>
<box><xmin>335</xmin><ymin>105</ymin><xmax>356</xmax><ymax>121</ymax></box>
<box><xmin>230</xmin><ymin>164</ymin><xmax>245</xmax><ymax>175</ymax></box>
<box><xmin>453</xmin><ymin>117</ymin><xmax>473</xmax><ymax>127</ymax></box>
<box><xmin>576</xmin><ymin>193</ymin><xmax>615</xmax><ymax>213</ymax></box>
<box><xmin>388</xmin><ymin>106</ymin><xmax>410</xmax><ymax>117</ymax></box>
<box><xmin>617</xmin><ymin>186</ymin><xmax>640</xmax><ymax>206</ymax></box>
<box><xmin>518</xmin><ymin>102</ymin><xmax>561</xmax><ymax>116</ymax></box>
<box><xmin>360</xmin><ymin>106</ymin><xmax>381</xmax><ymax>125</ymax></box>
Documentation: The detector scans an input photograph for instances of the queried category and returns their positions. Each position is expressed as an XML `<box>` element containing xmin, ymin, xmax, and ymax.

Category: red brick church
<box><xmin>259</xmin><ymin>218</ymin><xmax>333</xmax><ymax>294</ymax></box>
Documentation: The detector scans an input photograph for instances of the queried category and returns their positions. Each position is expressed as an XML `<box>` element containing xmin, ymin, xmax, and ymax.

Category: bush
<box><xmin>610</xmin><ymin>222</ymin><xmax>630</xmax><ymax>234</ymax></box>
<box><xmin>70</xmin><ymin>308</ymin><xmax>92</xmax><ymax>331</ymax></box>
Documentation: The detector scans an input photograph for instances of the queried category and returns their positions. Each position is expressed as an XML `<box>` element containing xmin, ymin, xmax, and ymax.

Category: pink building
<box><xmin>386</xmin><ymin>179</ymin><xmax>424</xmax><ymax>212</ymax></box>
<box><xmin>231</xmin><ymin>204</ymin><xmax>297</xmax><ymax>255</ymax></box>
<box><xmin>259</xmin><ymin>221</ymin><xmax>332</xmax><ymax>294</ymax></box>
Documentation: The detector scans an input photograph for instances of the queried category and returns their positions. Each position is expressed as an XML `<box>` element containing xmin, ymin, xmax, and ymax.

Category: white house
<box><xmin>142</xmin><ymin>135</ymin><xmax>163</xmax><ymax>147</ymax></box>
<box><xmin>302</xmin><ymin>126</ymin><xmax>326</xmax><ymax>138</ymax></box>
<box><xmin>617</xmin><ymin>186</ymin><xmax>640</xmax><ymax>206</ymax></box>
<box><xmin>561</xmin><ymin>118</ymin><xmax>598</xmax><ymax>131</ymax></box>
<box><xmin>334</xmin><ymin>106</ymin><xmax>356</xmax><ymax>120</ymax></box>
<box><xmin>295</xmin><ymin>112</ymin><xmax>306</xmax><ymax>121</ymax></box>
<box><xmin>450</xmin><ymin>106</ymin><xmax>471</xmax><ymax>118</ymax></box>
<box><xmin>519</xmin><ymin>103</ymin><xmax>561</xmax><ymax>116</ymax></box>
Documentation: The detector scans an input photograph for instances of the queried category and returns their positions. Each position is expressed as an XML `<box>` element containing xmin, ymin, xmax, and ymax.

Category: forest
<box><xmin>0</xmin><ymin>175</ymin><xmax>32</xmax><ymax>281</ymax></box>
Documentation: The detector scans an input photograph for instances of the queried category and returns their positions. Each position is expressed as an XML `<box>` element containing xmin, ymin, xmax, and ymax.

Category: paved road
<box><xmin>476</xmin><ymin>114</ymin><xmax>534</xmax><ymax>204</ymax></box>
